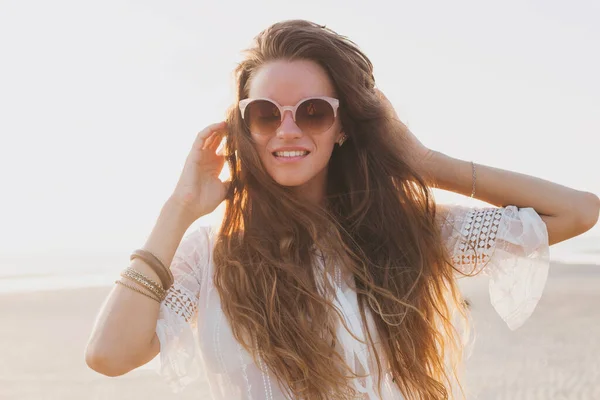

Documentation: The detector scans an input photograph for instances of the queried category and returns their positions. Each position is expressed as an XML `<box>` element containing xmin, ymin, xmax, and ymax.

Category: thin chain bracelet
<box><xmin>115</xmin><ymin>280</ymin><xmax>161</xmax><ymax>303</ymax></box>
<box><xmin>470</xmin><ymin>161</ymin><xmax>477</xmax><ymax>198</ymax></box>
<box><xmin>121</xmin><ymin>268</ymin><xmax>166</xmax><ymax>300</ymax></box>
<box><xmin>123</xmin><ymin>267</ymin><xmax>163</xmax><ymax>290</ymax></box>
<box><xmin>120</xmin><ymin>271</ymin><xmax>166</xmax><ymax>301</ymax></box>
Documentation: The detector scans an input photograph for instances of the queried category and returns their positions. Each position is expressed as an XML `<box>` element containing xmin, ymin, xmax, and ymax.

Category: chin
<box><xmin>273</xmin><ymin>175</ymin><xmax>312</xmax><ymax>187</ymax></box>
<box><xmin>266</xmin><ymin>165</ymin><xmax>327</xmax><ymax>190</ymax></box>
<box><xmin>267</xmin><ymin>168</ymin><xmax>315</xmax><ymax>187</ymax></box>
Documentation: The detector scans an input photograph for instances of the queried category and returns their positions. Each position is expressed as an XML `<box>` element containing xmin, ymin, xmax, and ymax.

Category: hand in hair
<box><xmin>169</xmin><ymin>121</ymin><xmax>231</xmax><ymax>222</ymax></box>
<box><xmin>375</xmin><ymin>88</ymin><xmax>435</xmax><ymax>178</ymax></box>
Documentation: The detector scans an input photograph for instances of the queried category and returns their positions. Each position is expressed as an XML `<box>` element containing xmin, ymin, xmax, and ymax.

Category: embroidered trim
<box><xmin>163</xmin><ymin>282</ymin><xmax>197</xmax><ymax>322</ymax></box>
<box><xmin>453</xmin><ymin>207</ymin><xmax>505</xmax><ymax>274</ymax></box>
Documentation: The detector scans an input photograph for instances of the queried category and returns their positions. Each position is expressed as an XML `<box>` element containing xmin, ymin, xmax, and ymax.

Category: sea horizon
<box><xmin>0</xmin><ymin>232</ymin><xmax>597</xmax><ymax>294</ymax></box>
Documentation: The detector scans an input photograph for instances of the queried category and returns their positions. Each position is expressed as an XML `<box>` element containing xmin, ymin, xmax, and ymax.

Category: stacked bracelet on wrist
<box><xmin>114</xmin><ymin>249</ymin><xmax>174</xmax><ymax>303</ymax></box>
<box><xmin>130</xmin><ymin>249</ymin><xmax>174</xmax><ymax>290</ymax></box>
<box><xmin>115</xmin><ymin>279</ymin><xmax>161</xmax><ymax>302</ymax></box>
<box><xmin>120</xmin><ymin>268</ymin><xmax>167</xmax><ymax>301</ymax></box>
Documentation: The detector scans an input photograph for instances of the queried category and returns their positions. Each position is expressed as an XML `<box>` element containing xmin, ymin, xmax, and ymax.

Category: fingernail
<box><xmin>216</xmin><ymin>138</ymin><xmax>226</xmax><ymax>155</ymax></box>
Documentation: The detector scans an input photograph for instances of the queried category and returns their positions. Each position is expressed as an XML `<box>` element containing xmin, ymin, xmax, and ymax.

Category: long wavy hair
<box><xmin>213</xmin><ymin>19</ymin><xmax>470</xmax><ymax>399</ymax></box>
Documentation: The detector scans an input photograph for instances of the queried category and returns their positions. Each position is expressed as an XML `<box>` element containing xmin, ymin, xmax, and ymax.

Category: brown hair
<box><xmin>213</xmin><ymin>19</ymin><xmax>468</xmax><ymax>399</ymax></box>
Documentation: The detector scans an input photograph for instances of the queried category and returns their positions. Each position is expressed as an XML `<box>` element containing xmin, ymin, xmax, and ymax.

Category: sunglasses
<box><xmin>238</xmin><ymin>96</ymin><xmax>339</xmax><ymax>135</ymax></box>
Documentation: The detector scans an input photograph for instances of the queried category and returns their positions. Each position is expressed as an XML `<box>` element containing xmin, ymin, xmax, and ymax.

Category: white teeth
<box><xmin>274</xmin><ymin>151</ymin><xmax>309</xmax><ymax>157</ymax></box>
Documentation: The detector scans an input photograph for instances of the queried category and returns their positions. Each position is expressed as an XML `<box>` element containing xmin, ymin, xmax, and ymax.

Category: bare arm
<box><xmin>374</xmin><ymin>88</ymin><xmax>600</xmax><ymax>244</ymax></box>
<box><xmin>85</xmin><ymin>199</ymin><xmax>195</xmax><ymax>376</ymax></box>
<box><xmin>425</xmin><ymin>151</ymin><xmax>600</xmax><ymax>245</ymax></box>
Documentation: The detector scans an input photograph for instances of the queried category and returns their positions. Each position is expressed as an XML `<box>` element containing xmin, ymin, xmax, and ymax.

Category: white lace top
<box><xmin>154</xmin><ymin>205</ymin><xmax>549</xmax><ymax>399</ymax></box>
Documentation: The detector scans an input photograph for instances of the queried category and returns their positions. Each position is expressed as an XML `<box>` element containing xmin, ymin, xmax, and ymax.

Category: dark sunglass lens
<box><xmin>245</xmin><ymin>100</ymin><xmax>281</xmax><ymax>135</ymax></box>
<box><xmin>296</xmin><ymin>99</ymin><xmax>335</xmax><ymax>134</ymax></box>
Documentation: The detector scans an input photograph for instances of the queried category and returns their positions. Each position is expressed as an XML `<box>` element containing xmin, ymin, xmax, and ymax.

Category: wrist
<box><xmin>424</xmin><ymin>151</ymin><xmax>473</xmax><ymax>196</ymax></box>
<box><xmin>418</xmin><ymin>149</ymin><xmax>443</xmax><ymax>186</ymax></box>
<box><xmin>161</xmin><ymin>197</ymin><xmax>198</xmax><ymax>229</ymax></box>
<box><xmin>139</xmin><ymin>200</ymin><xmax>195</xmax><ymax>281</ymax></box>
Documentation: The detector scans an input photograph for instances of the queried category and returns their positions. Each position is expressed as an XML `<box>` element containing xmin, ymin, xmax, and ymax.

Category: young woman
<box><xmin>85</xmin><ymin>20</ymin><xmax>599</xmax><ymax>399</ymax></box>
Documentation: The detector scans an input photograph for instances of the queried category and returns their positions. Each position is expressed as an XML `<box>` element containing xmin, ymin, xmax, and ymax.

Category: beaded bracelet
<box><xmin>130</xmin><ymin>249</ymin><xmax>174</xmax><ymax>290</ymax></box>
<box><xmin>121</xmin><ymin>268</ymin><xmax>166</xmax><ymax>301</ymax></box>
<box><xmin>115</xmin><ymin>279</ymin><xmax>161</xmax><ymax>303</ymax></box>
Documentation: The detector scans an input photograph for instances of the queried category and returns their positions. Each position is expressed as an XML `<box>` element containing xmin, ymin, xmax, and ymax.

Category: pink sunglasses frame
<box><xmin>238</xmin><ymin>96</ymin><xmax>340</xmax><ymax>131</ymax></box>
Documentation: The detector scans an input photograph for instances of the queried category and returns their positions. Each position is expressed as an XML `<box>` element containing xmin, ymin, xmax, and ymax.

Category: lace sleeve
<box><xmin>437</xmin><ymin>204</ymin><xmax>550</xmax><ymax>330</ymax></box>
<box><xmin>154</xmin><ymin>226</ymin><xmax>213</xmax><ymax>392</ymax></box>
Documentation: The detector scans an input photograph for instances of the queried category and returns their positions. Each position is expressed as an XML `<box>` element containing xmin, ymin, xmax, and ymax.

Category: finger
<box><xmin>215</xmin><ymin>136</ymin><xmax>227</xmax><ymax>156</ymax></box>
<box><xmin>208</xmin><ymin>132</ymin><xmax>226</xmax><ymax>151</ymax></box>
<box><xmin>203</xmin><ymin>129</ymin><xmax>227</xmax><ymax>151</ymax></box>
<box><xmin>193</xmin><ymin>121</ymin><xmax>226</xmax><ymax>148</ymax></box>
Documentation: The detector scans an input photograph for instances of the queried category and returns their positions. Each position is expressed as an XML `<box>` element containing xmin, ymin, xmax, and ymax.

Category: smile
<box><xmin>272</xmin><ymin>150</ymin><xmax>310</xmax><ymax>162</ymax></box>
<box><xmin>273</xmin><ymin>150</ymin><xmax>310</xmax><ymax>157</ymax></box>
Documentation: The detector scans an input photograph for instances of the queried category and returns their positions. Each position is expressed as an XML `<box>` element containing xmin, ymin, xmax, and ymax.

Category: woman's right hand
<box><xmin>168</xmin><ymin>121</ymin><xmax>230</xmax><ymax>222</ymax></box>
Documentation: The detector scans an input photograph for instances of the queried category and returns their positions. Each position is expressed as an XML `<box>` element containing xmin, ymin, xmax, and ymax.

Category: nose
<box><xmin>275</xmin><ymin>111</ymin><xmax>302</xmax><ymax>139</ymax></box>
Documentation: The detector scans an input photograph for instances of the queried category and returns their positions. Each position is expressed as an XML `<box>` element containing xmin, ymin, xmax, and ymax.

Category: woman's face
<box><xmin>245</xmin><ymin>59</ymin><xmax>344</xmax><ymax>194</ymax></box>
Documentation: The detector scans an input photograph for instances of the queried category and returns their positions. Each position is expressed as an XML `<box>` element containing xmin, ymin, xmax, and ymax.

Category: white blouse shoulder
<box><xmin>155</xmin><ymin>226</ymin><xmax>215</xmax><ymax>392</ymax></box>
<box><xmin>154</xmin><ymin>204</ymin><xmax>550</xmax><ymax>397</ymax></box>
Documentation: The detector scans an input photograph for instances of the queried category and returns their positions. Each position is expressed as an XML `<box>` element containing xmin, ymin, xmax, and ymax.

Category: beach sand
<box><xmin>0</xmin><ymin>262</ymin><xmax>598</xmax><ymax>400</ymax></box>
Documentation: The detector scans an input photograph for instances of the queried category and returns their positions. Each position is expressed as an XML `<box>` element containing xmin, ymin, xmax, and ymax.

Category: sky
<box><xmin>0</xmin><ymin>0</ymin><xmax>599</xmax><ymax>254</ymax></box>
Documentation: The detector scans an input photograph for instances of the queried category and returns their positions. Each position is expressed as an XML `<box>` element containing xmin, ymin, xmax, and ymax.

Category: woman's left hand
<box><xmin>375</xmin><ymin>88</ymin><xmax>435</xmax><ymax>177</ymax></box>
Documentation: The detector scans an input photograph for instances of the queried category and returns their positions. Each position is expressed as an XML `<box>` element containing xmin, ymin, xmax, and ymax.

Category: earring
<box><xmin>337</xmin><ymin>134</ymin><xmax>347</xmax><ymax>146</ymax></box>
